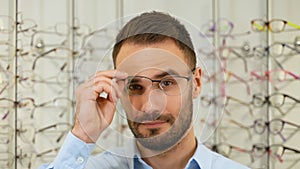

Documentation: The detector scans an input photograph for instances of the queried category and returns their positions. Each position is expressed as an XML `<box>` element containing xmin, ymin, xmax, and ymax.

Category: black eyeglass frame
<box><xmin>117</xmin><ymin>75</ymin><xmax>192</xmax><ymax>96</ymax></box>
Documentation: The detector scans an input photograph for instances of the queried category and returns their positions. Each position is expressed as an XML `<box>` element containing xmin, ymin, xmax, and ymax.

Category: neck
<box><xmin>137</xmin><ymin>128</ymin><xmax>197</xmax><ymax>169</ymax></box>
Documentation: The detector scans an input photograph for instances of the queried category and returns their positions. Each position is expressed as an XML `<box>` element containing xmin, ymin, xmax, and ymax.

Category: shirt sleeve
<box><xmin>38</xmin><ymin>132</ymin><xmax>95</xmax><ymax>169</ymax></box>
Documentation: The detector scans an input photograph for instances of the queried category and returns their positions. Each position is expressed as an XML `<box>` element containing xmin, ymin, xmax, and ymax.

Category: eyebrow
<box><xmin>153</xmin><ymin>69</ymin><xmax>180</xmax><ymax>79</ymax></box>
<box><xmin>128</xmin><ymin>77</ymin><xmax>141</xmax><ymax>83</ymax></box>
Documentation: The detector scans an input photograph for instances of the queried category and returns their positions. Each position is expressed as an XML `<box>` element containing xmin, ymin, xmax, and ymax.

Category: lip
<box><xmin>140</xmin><ymin>121</ymin><xmax>167</xmax><ymax>128</ymax></box>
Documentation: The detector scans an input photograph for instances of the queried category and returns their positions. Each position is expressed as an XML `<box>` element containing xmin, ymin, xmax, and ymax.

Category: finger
<box><xmin>93</xmin><ymin>70</ymin><xmax>128</xmax><ymax>80</ymax></box>
<box><xmin>78</xmin><ymin>71</ymin><xmax>126</xmax><ymax>101</ymax></box>
<box><xmin>76</xmin><ymin>78</ymin><xmax>114</xmax><ymax>101</ymax></box>
<box><xmin>81</xmin><ymin>75</ymin><xmax>113</xmax><ymax>89</ymax></box>
<box><xmin>92</xmin><ymin>76</ymin><xmax>124</xmax><ymax>99</ymax></box>
<box><xmin>112</xmin><ymin>78</ymin><xmax>124</xmax><ymax>99</ymax></box>
<box><xmin>93</xmin><ymin>81</ymin><xmax>118</xmax><ymax>103</ymax></box>
<box><xmin>84</xmin><ymin>69</ymin><xmax>127</xmax><ymax>88</ymax></box>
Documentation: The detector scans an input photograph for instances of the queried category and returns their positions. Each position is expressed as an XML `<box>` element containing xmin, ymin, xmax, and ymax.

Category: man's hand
<box><xmin>71</xmin><ymin>70</ymin><xmax>127</xmax><ymax>143</ymax></box>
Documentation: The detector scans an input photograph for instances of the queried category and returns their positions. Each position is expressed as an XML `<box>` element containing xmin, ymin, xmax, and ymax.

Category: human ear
<box><xmin>192</xmin><ymin>67</ymin><xmax>202</xmax><ymax>99</ymax></box>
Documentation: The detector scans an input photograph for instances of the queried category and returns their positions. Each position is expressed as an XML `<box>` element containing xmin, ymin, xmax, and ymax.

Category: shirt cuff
<box><xmin>50</xmin><ymin>131</ymin><xmax>95</xmax><ymax>169</ymax></box>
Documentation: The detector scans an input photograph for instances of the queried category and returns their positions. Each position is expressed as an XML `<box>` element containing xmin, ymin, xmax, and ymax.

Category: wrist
<box><xmin>71</xmin><ymin>125</ymin><xmax>98</xmax><ymax>143</ymax></box>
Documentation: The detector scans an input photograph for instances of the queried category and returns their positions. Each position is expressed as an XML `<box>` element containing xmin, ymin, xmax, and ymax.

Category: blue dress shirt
<box><xmin>39</xmin><ymin>132</ymin><xmax>250</xmax><ymax>169</ymax></box>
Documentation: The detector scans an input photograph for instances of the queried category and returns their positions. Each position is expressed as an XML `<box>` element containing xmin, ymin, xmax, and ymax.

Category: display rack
<box><xmin>0</xmin><ymin>0</ymin><xmax>299</xmax><ymax>169</ymax></box>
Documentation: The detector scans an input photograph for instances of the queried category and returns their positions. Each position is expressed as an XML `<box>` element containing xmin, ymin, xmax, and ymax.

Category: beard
<box><xmin>126</xmin><ymin>91</ymin><xmax>193</xmax><ymax>152</ymax></box>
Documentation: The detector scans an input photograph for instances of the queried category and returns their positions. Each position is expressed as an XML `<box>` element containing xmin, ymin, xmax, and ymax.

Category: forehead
<box><xmin>116</xmin><ymin>40</ymin><xmax>190</xmax><ymax>75</ymax></box>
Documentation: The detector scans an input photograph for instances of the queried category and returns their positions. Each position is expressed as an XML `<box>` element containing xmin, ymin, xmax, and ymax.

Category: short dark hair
<box><xmin>112</xmin><ymin>11</ymin><xmax>196</xmax><ymax>69</ymax></box>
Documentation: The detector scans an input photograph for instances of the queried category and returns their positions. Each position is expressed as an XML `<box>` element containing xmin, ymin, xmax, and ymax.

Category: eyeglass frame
<box><xmin>200</xmin><ymin>94</ymin><xmax>254</xmax><ymax>116</ymax></box>
<box><xmin>252</xmin><ymin>143</ymin><xmax>300</xmax><ymax>163</ymax></box>
<box><xmin>208</xmin><ymin>142</ymin><xmax>250</xmax><ymax>158</ymax></box>
<box><xmin>253</xmin><ymin>42</ymin><xmax>300</xmax><ymax>58</ymax></box>
<box><xmin>198</xmin><ymin>45</ymin><xmax>249</xmax><ymax>72</ymax></box>
<box><xmin>117</xmin><ymin>75</ymin><xmax>192</xmax><ymax>96</ymax></box>
<box><xmin>200</xmin><ymin>18</ymin><xmax>234</xmax><ymax>38</ymax></box>
<box><xmin>250</xmin><ymin>68</ymin><xmax>300</xmax><ymax>82</ymax></box>
<box><xmin>251</xmin><ymin>19</ymin><xmax>300</xmax><ymax>33</ymax></box>
<box><xmin>251</xmin><ymin>92</ymin><xmax>300</xmax><ymax>108</ymax></box>
<box><xmin>252</xmin><ymin>118</ymin><xmax>300</xmax><ymax>142</ymax></box>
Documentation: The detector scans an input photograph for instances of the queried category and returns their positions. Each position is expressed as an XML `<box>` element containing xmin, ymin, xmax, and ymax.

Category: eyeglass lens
<box><xmin>252</xmin><ymin>19</ymin><xmax>286</xmax><ymax>33</ymax></box>
<box><xmin>124</xmin><ymin>76</ymin><xmax>189</xmax><ymax>96</ymax></box>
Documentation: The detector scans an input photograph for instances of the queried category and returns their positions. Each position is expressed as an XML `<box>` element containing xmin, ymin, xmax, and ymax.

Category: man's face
<box><xmin>115</xmin><ymin>40</ymin><xmax>195</xmax><ymax>152</ymax></box>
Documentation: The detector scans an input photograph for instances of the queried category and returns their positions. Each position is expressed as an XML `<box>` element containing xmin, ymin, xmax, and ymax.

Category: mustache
<box><xmin>129</xmin><ymin>112</ymin><xmax>175</xmax><ymax>124</ymax></box>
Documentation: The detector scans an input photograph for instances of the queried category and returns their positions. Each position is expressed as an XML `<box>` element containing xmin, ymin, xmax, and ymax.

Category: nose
<box><xmin>139</xmin><ymin>88</ymin><xmax>167</xmax><ymax>114</ymax></box>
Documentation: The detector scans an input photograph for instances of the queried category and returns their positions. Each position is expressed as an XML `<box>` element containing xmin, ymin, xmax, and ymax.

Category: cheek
<box><xmin>121</xmin><ymin>95</ymin><xmax>183</xmax><ymax>119</ymax></box>
<box><xmin>166</xmin><ymin>96</ymin><xmax>183</xmax><ymax>116</ymax></box>
<box><xmin>120</xmin><ymin>96</ymin><xmax>134</xmax><ymax>119</ymax></box>
<box><xmin>167</xmin><ymin>89</ymin><xmax>191</xmax><ymax>117</ymax></box>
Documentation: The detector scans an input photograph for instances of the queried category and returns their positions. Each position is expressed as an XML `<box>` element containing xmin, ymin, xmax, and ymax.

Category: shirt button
<box><xmin>77</xmin><ymin>156</ymin><xmax>84</xmax><ymax>164</ymax></box>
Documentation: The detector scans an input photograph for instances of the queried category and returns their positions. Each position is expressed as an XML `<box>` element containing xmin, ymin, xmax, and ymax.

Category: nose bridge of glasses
<box><xmin>151</xmin><ymin>79</ymin><xmax>164</xmax><ymax>90</ymax></box>
<box><xmin>142</xmin><ymin>78</ymin><xmax>164</xmax><ymax>95</ymax></box>
<box><xmin>125</xmin><ymin>76</ymin><xmax>163</xmax><ymax>96</ymax></box>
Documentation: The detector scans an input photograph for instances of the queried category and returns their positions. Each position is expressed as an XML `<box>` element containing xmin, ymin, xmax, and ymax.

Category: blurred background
<box><xmin>0</xmin><ymin>0</ymin><xmax>300</xmax><ymax>168</ymax></box>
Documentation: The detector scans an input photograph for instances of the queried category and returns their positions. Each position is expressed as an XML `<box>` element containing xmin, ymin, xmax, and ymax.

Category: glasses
<box><xmin>251</xmin><ymin>19</ymin><xmax>300</xmax><ymax>33</ymax></box>
<box><xmin>230</xmin><ymin>117</ymin><xmax>300</xmax><ymax>142</ymax></box>
<box><xmin>251</xmin><ymin>93</ymin><xmax>300</xmax><ymax>108</ymax></box>
<box><xmin>118</xmin><ymin>75</ymin><xmax>191</xmax><ymax>96</ymax></box>
<box><xmin>253</xmin><ymin>42</ymin><xmax>300</xmax><ymax>58</ymax></box>
<box><xmin>200</xmin><ymin>95</ymin><xmax>253</xmax><ymax>116</ymax></box>
<box><xmin>250</xmin><ymin>69</ymin><xmax>300</xmax><ymax>92</ymax></box>
<box><xmin>16</xmin><ymin>13</ymin><xmax>38</xmax><ymax>37</ymax></box>
<box><xmin>0</xmin><ymin>15</ymin><xmax>14</xmax><ymax>34</ymax></box>
<box><xmin>33</xmin><ymin>122</ymin><xmax>72</xmax><ymax>143</ymax></box>
<box><xmin>17</xmin><ymin>146</ymin><xmax>60</xmax><ymax>169</ymax></box>
<box><xmin>220</xmin><ymin>47</ymin><xmax>249</xmax><ymax>72</ymax></box>
<box><xmin>17</xmin><ymin>18</ymin><xmax>37</xmax><ymax>36</ymax></box>
<box><xmin>199</xmin><ymin>45</ymin><xmax>249</xmax><ymax>72</ymax></box>
<box><xmin>31</xmin><ymin>97</ymin><xmax>75</xmax><ymax>118</ymax></box>
<box><xmin>200</xmin><ymin>18</ymin><xmax>251</xmax><ymax>45</ymax></box>
<box><xmin>31</xmin><ymin>47</ymin><xmax>78</xmax><ymax>70</ymax></box>
<box><xmin>0</xmin><ymin>125</ymin><xmax>14</xmax><ymax>145</ymax></box>
<box><xmin>0</xmin><ymin>41</ymin><xmax>15</xmax><ymax>62</ymax></box>
<box><xmin>251</xmin><ymin>69</ymin><xmax>300</xmax><ymax>82</ymax></box>
<box><xmin>294</xmin><ymin>36</ymin><xmax>300</xmax><ymax>49</ymax></box>
<box><xmin>221</xmin><ymin>42</ymin><xmax>252</xmax><ymax>57</ymax></box>
<box><xmin>0</xmin><ymin>98</ymin><xmax>15</xmax><ymax>121</ymax></box>
<box><xmin>253</xmin><ymin>119</ymin><xmax>300</xmax><ymax>142</ymax></box>
<box><xmin>209</xmin><ymin>143</ymin><xmax>300</xmax><ymax>164</ymax></box>
<box><xmin>0</xmin><ymin>151</ymin><xmax>14</xmax><ymax>168</ymax></box>
<box><xmin>0</xmin><ymin>64</ymin><xmax>14</xmax><ymax>96</ymax></box>
<box><xmin>200</xmin><ymin>18</ymin><xmax>234</xmax><ymax>37</ymax></box>
<box><xmin>252</xmin><ymin>144</ymin><xmax>300</xmax><ymax>163</ymax></box>
<box><xmin>206</xmin><ymin>142</ymin><xmax>265</xmax><ymax>165</ymax></box>
<box><xmin>17</xmin><ymin>121</ymin><xmax>71</xmax><ymax>144</ymax></box>
<box><xmin>203</xmin><ymin>68</ymin><xmax>251</xmax><ymax>95</ymax></box>
<box><xmin>0</xmin><ymin>96</ymin><xmax>73</xmax><ymax>120</ymax></box>
<box><xmin>42</xmin><ymin>18</ymin><xmax>91</xmax><ymax>37</ymax></box>
<box><xmin>17</xmin><ymin>63</ymin><xmax>74</xmax><ymax>94</ymax></box>
<box><xmin>79</xmin><ymin>28</ymin><xmax>115</xmax><ymax>59</ymax></box>
<box><xmin>0</xmin><ymin>97</ymin><xmax>48</xmax><ymax>120</ymax></box>
<box><xmin>208</xmin><ymin>142</ymin><xmax>250</xmax><ymax>158</ymax></box>
<box><xmin>29</xmin><ymin>30</ymin><xmax>69</xmax><ymax>51</ymax></box>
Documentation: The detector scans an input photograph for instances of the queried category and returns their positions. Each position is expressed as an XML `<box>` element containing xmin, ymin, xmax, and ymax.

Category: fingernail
<box><xmin>117</xmin><ymin>70</ymin><xmax>127</xmax><ymax>75</ymax></box>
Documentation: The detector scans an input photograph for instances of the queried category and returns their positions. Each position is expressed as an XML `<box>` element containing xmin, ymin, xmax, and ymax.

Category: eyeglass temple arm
<box><xmin>31</xmin><ymin>48</ymin><xmax>56</xmax><ymax>70</ymax></box>
<box><xmin>287</xmin><ymin>21</ymin><xmax>300</xmax><ymax>30</ymax></box>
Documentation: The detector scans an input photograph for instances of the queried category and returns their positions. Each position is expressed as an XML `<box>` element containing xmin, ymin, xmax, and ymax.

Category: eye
<box><xmin>161</xmin><ymin>81</ymin><xmax>173</xmax><ymax>86</ymax></box>
<box><xmin>128</xmin><ymin>84</ymin><xmax>143</xmax><ymax>91</ymax></box>
<box><xmin>160</xmin><ymin>78</ymin><xmax>177</xmax><ymax>87</ymax></box>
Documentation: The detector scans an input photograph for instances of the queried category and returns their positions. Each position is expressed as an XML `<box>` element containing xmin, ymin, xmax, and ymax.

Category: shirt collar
<box><xmin>125</xmin><ymin>139</ymin><xmax>212</xmax><ymax>169</ymax></box>
<box><xmin>191</xmin><ymin>141</ymin><xmax>212</xmax><ymax>169</ymax></box>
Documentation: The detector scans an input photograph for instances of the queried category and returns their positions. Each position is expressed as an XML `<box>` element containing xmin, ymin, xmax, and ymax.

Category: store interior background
<box><xmin>1</xmin><ymin>0</ymin><xmax>300</xmax><ymax>168</ymax></box>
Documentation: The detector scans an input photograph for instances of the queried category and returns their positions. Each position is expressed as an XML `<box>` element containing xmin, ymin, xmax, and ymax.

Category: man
<box><xmin>40</xmin><ymin>11</ymin><xmax>249</xmax><ymax>169</ymax></box>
